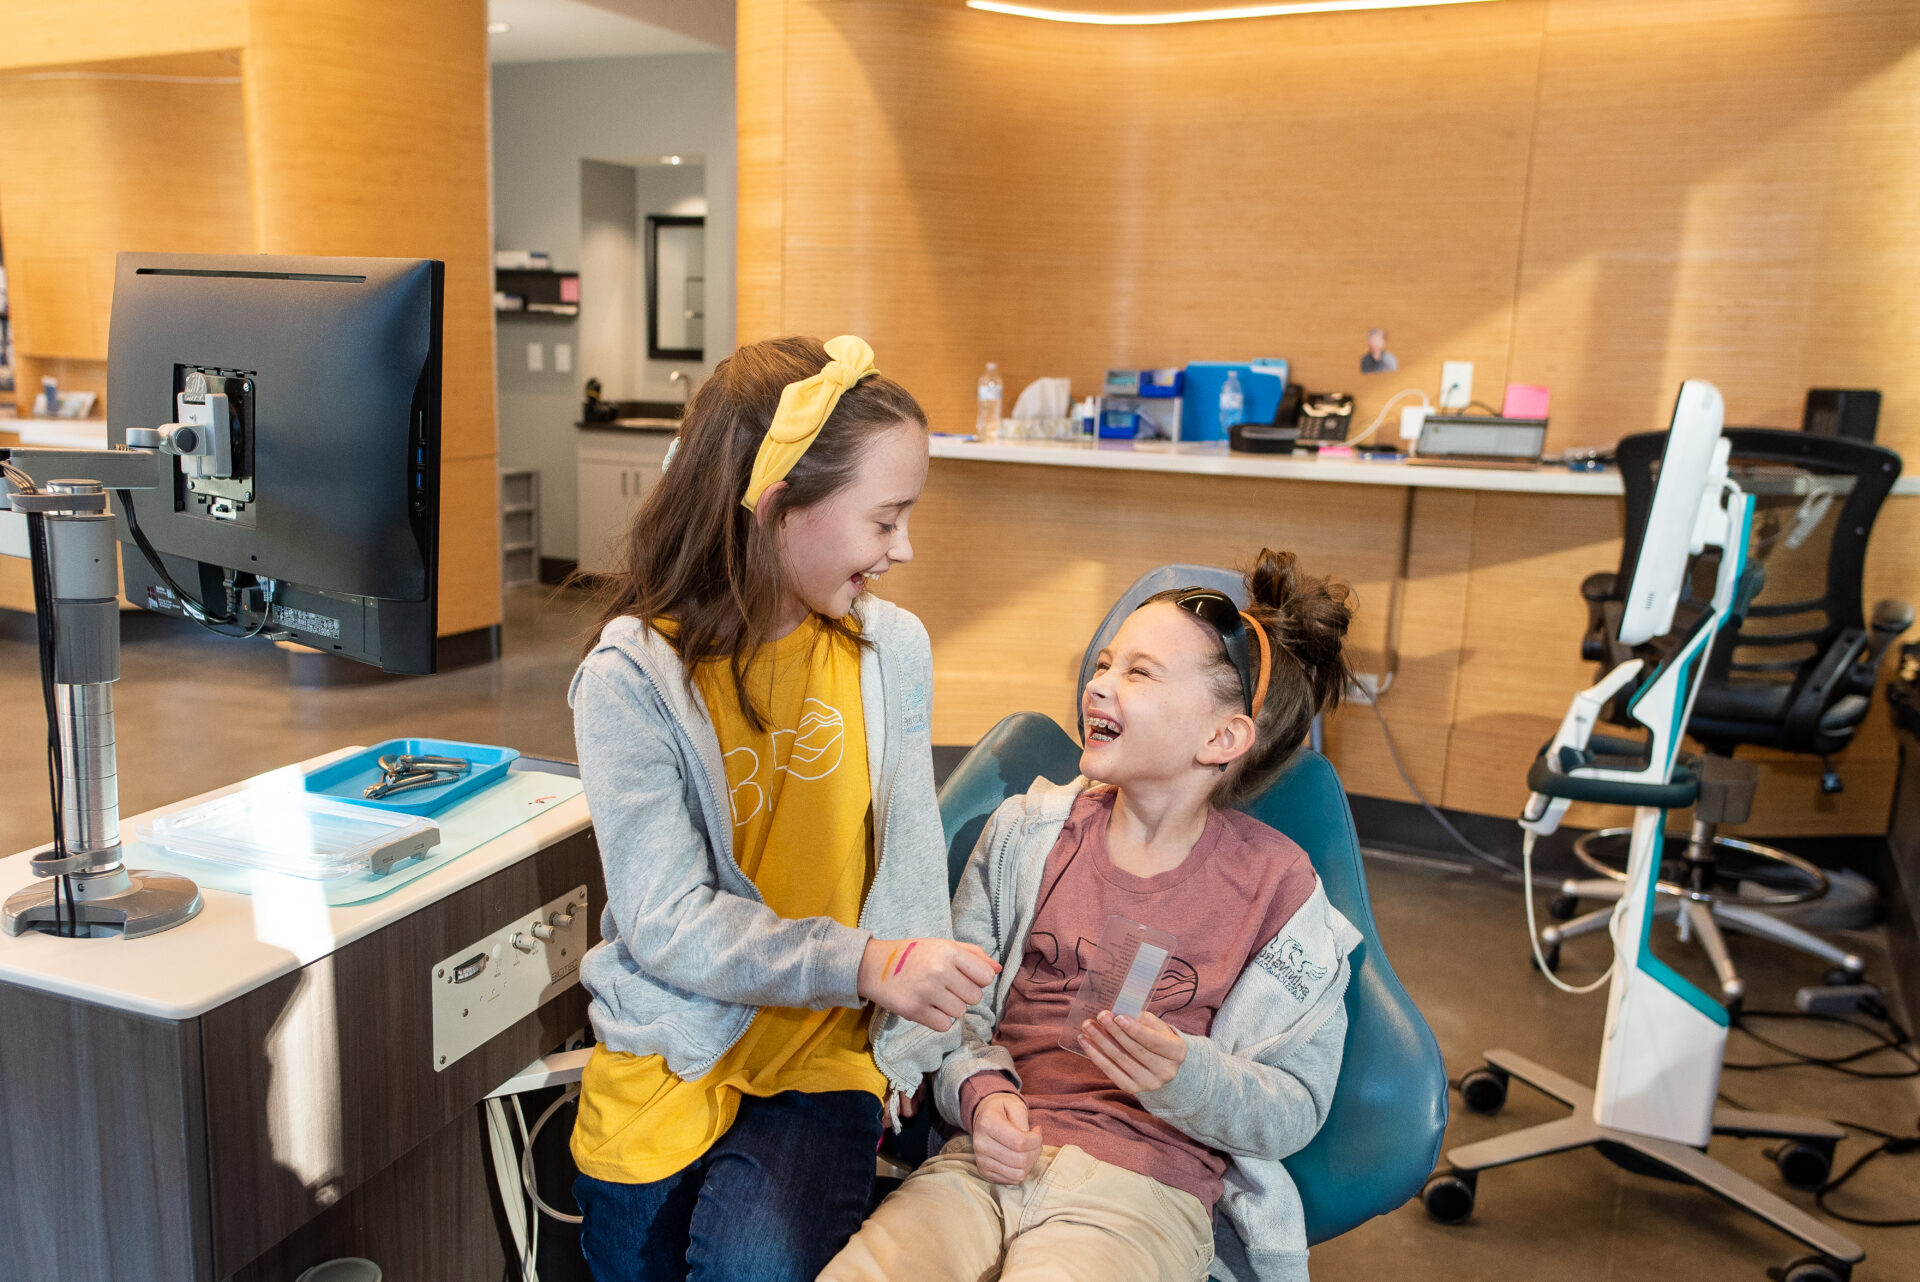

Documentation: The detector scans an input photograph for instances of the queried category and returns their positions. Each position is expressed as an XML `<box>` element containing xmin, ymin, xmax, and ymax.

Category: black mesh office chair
<box><xmin>1544</xmin><ymin>429</ymin><xmax>1911</xmax><ymax>1004</ymax></box>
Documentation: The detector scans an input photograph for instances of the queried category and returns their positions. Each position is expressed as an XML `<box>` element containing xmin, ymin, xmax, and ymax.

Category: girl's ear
<box><xmin>752</xmin><ymin>479</ymin><xmax>788</xmax><ymax>530</ymax></box>
<box><xmin>1198</xmin><ymin>712</ymin><xmax>1257</xmax><ymax>770</ymax></box>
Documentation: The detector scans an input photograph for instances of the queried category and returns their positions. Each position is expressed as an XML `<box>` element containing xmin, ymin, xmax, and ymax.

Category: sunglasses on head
<box><xmin>1173</xmin><ymin>588</ymin><xmax>1271</xmax><ymax>717</ymax></box>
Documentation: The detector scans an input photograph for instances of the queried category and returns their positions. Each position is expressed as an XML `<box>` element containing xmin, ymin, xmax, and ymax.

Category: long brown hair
<box><xmin>1149</xmin><ymin>548</ymin><xmax>1354</xmax><ymax>807</ymax></box>
<box><xmin>585</xmin><ymin>335</ymin><xmax>927</xmax><ymax>728</ymax></box>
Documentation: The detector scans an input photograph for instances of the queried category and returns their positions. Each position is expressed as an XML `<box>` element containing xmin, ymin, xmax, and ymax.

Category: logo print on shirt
<box><xmin>722</xmin><ymin>698</ymin><xmax>847</xmax><ymax>826</ymax></box>
<box><xmin>1023</xmin><ymin>931</ymin><xmax>1200</xmax><ymax>1013</ymax></box>
<box><xmin>1254</xmin><ymin>935</ymin><xmax>1328</xmax><ymax>1001</ymax></box>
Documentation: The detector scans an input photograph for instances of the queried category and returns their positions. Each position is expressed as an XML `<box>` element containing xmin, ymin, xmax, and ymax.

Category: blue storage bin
<box><xmin>303</xmin><ymin>738</ymin><xmax>521</xmax><ymax>817</ymax></box>
<box><xmin>1182</xmin><ymin>360</ymin><xmax>1289</xmax><ymax>442</ymax></box>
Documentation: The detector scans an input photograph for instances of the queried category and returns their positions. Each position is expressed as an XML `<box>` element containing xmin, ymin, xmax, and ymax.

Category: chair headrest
<box><xmin>1074</xmin><ymin>563</ymin><xmax>1246</xmax><ymax>737</ymax></box>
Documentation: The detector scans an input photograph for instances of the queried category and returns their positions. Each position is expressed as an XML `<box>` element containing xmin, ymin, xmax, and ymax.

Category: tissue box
<box><xmin>1181</xmin><ymin>360</ymin><xmax>1289</xmax><ymax>442</ymax></box>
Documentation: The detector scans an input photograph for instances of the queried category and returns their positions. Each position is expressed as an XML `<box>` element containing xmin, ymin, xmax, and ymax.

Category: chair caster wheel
<box><xmin>1824</xmin><ymin>965</ymin><xmax>1864</xmax><ymax>987</ymax></box>
<box><xmin>1769</xmin><ymin>1141</ymin><xmax>1834</xmax><ymax>1190</ymax></box>
<box><xmin>1768</xmin><ymin>1253</ymin><xmax>1849</xmax><ymax>1282</ymax></box>
<box><xmin>1531</xmin><ymin>943</ymin><xmax>1561</xmax><ymax>973</ymax></box>
<box><xmin>1459</xmin><ymin>1066</ymin><xmax>1508</xmax><ymax>1115</ymax></box>
<box><xmin>1548</xmin><ymin>894</ymin><xmax>1580</xmax><ymax>921</ymax></box>
<box><xmin>1422</xmin><ymin>1168</ymin><xmax>1476</xmax><ymax>1225</ymax></box>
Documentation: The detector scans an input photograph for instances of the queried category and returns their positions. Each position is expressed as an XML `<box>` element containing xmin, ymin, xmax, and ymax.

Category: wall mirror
<box><xmin>646</xmin><ymin>214</ymin><xmax>705</xmax><ymax>360</ymax></box>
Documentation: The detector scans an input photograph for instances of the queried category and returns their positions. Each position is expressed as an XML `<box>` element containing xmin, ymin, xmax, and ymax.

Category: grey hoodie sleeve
<box><xmin>1135</xmin><ymin>998</ymin><xmax>1347</xmax><ymax>1161</ymax></box>
<box><xmin>574</xmin><ymin>663</ymin><xmax>870</xmax><ymax>1010</ymax></box>
<box><xmin>932</xmin><ymin>798</ymin><xmax>1025</xmax><ymax>1128</ymax></box>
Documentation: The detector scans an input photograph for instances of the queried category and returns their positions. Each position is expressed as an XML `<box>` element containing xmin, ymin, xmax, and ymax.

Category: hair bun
<box><xmin>1245</xmin><ymin>547</ymin><xmax>1353</xmax><ymax>716</ymax></box>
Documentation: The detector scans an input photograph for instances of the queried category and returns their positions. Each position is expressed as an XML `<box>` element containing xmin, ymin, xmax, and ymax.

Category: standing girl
<box><xmin>568</xmin><ymin>335</ymin><xmax>997</xmax><ymax>1282</ymax></box>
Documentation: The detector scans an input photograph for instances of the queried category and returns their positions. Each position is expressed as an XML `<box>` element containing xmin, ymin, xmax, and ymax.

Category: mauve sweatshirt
<box><xmin>958</xmin><ymin>787</ymin><xmax>1317</xmax><ymax>1211</ymax></box>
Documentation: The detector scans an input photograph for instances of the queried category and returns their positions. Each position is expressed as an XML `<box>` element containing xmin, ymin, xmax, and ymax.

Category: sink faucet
<box><xmin>669</xmin><ymin>369</ymin><xmax>689</xmax><ymax>406</ymax></box>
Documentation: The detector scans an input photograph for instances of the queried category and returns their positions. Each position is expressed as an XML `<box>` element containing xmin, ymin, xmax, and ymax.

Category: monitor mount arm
<box><xmin>0</xmin><ymin>443</ymin><xmax>203</xmax><ymax>938</ymax></box>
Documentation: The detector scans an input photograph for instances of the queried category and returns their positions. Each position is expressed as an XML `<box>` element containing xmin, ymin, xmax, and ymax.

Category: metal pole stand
<box><xmin>1</xmin><ymin>479</ymin><xmax>200</xmax><ymax>939</ymax></box>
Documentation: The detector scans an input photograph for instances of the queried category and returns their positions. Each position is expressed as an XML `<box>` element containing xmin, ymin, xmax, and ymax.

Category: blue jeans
<box><xmin>574</xmin><ymin>1089</ymin><xmax>884</xmax><ymax>1282</ymax></box>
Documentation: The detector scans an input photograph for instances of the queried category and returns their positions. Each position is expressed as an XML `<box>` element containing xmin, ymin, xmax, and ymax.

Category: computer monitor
<box><xmin>106</xmin><ymin>253</ymin><xmax>444</xmax><ymax>673</ymax></box>
<box><xmin>1617</xmin><ymin>379</ymin><xmax>1727</xmax><ymax>647</ymax></box>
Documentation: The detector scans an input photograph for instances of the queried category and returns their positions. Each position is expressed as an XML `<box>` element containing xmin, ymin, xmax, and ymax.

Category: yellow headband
<box><xmin>740</xmin><ymin>335</ymin><xmax>880</xmax><ymax>512</ymax></box>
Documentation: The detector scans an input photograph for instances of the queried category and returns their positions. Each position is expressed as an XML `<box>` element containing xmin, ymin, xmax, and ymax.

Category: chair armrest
<box><xmin>1858</xmin><ymin>599</ymin><xmax>1916</xmax><ymax>682</ymax></box>
<box><xmin>1580</xmin><ymin>573</ymin><xmax>1618</xmax><ymax>663</ymax></box>
<box><xmin>1786</xmin><ymin>628</ymin><xmax>1870</xmax><ymax>741</ymax></box>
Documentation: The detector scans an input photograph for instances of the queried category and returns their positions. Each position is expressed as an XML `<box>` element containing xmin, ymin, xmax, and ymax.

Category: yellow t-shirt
<box><xmin>571</xmin><ymin>615</ymin><xmax>885</xmax><ymax>1184</ymax></box>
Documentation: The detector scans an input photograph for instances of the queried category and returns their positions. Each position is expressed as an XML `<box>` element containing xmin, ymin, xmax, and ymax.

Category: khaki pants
<box><xmin>820</xmin><ymin>1137</ymin><xmax>1214</xmax><ymax>1282</ymax></box>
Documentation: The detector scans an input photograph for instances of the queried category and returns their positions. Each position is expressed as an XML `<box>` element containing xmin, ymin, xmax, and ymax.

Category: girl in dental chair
<box><xmin>568</xmin><ymin>336</ymin><xmax>998</xmax><ymax>1282</ymax></box>
<box><xmin>823</xmin><ymin>549</ymin><xmax>1358</xmax><ymax>1282</ymax></box>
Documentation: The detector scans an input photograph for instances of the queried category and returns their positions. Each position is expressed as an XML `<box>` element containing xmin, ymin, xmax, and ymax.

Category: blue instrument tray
<box><xmin>302</xmin><ymin>738</ymin><xmax>521</xmax><ymax>816</ymax></box>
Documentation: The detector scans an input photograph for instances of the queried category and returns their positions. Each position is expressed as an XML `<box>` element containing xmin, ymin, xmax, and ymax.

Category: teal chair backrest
<box><xmin>937</xmin><ymin>711</ymin><xmax>1449</xmax><ymax>1244</ymax></box>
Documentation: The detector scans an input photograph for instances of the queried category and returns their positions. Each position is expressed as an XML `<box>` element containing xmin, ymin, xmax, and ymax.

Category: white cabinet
<box><xmin>576</xmin><ymin>430</ymin><xmax>673</xmax><ymax>575</ymax></box>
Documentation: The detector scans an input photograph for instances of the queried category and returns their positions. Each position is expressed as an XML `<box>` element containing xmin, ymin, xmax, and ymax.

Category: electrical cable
<box><xmin>112</xmin><ymin>487</ymin><xmax>242</xmax><ymax>629</ymax></box>
<box><xmin>1717</xmin><ymin>1004</ymin><xmax>1920</xmax><ymax>1225</ymax></box>
<box><xmin>1521</xmin><ymin>830</ymin><xmax>1614</xmax><ymax>995</ymax></box>
<box><xmin>1365</xmin><ymin>691</ymin><xmax>1618</xmax><ymax>991</ymax></box>
<box><xmin>1361</xmin><ymin>692</ymin><xmax>1524</xmax><ymax>876</ymax></box>
<box><xmin>1816</xmin><ymin>1115</ymin><xmax>1920</xmax><ymax>1227</ymax></box>
<box><xmin>26</xmin><ymin>510</ymin><xmax>72</xmax><ymax>938</ymax></box>
<box><xmin>1723</xmin><ymin>1007</ymin><xmax>1918</xmax><ymax>1080</ymax></box>
<box><xmin>483</xmin><ymin>1097</ymin><xmax>536</xmax><ymax>1281</ymax></box>
<box><xmin>1344</xmin><ymin>388</ymin><xmax>1429</xmax><ymax>448</ymax></box>
<box><xmin>518</xmin><ymin>1088</ymin><xmax>584</xmax><ymax>1225</ymax></box>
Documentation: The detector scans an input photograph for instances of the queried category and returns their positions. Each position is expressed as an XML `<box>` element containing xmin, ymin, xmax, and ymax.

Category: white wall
<box><xmin>579</xmin><ymin>158</ymin><xmax>640</xmax><ymax>401</ymax></box>
<box><xmin>492</xmin><ymin>52</ymin><xmax>734</xmax><ymax>561</ymax></box>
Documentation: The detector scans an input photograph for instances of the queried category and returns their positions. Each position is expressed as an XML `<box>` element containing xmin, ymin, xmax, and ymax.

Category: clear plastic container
<box><xmin>976</xmin><ymin>362</ymin><xmax>1003</xmax><ymax>440</ymax></box>
<box><xmin>140</xmin><ymin>791</ymin><xmax>441</xmax><ymax>880</ymax></box>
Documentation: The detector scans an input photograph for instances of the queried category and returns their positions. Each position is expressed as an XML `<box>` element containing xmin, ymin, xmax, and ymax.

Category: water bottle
<box><xmin>1218</xmin><ymin>370</ymin><xmax>1245</xmax><ymax>435</ymax></box>
<box><xmin>976</xmin><ymin>362</ymin><xmax>1003</xmax><ymax>440</ymax></box>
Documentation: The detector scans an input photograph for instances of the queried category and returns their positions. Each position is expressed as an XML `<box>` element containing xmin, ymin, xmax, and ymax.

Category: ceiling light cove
<box><xmin>965</xmin><ymin>0</ymin><xmax>1501</xmax><ymax>25</ymax></box>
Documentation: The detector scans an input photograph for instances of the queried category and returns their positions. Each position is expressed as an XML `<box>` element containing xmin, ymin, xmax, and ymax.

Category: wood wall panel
<box><xmin>242</xmin><ymin>0</ymin><xmax>500</xmax><ymax>467</ymax></box>
<box><xmin>1320</xmin><ymin>486</ymin><xmax>1479</xmax><ymax>806</ymax></box>
<box><xmin>436</xmin><ymin>454</ymin><xmax>504</xmax><ymax>638</ymax></box>
<box><xmin>758</xmin><ymin>0</ymin><xmax>1545</xmax><ymax>436</ymax></box>
<box><xmin>876</xmin><ymin>459</ymin><xmax>1403</xmax><ymax>742</ymax></box>
<box><xmin>0</xmin><ymin>3</ymin><xmax>502</xmax><ymax>638</ymax></box>
<box><xmin>743</xmin><ymin>0</ymin><xmax>1920</xmax><ymax>834</ymax></box>
<box><xmin>0</xmin><ymin>0</ymin><xmax>244</xmax><ymax>71</ymax></box>
<box><xmin>0</xmin><ymin>51</ymin><xmax>252</xmax><ymax>372</ymax></box>
<box><xmin>1508</xmin><ymin>0</ymin><xmax>1920</xmax><ymax>454</ymax></box>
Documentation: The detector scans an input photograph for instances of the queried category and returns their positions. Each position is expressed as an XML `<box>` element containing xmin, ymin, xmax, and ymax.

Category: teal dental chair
<box><xmin>930</xmin><ymin>566</ymin><xmax>1450</xmax><ymax>1246</ymax></box>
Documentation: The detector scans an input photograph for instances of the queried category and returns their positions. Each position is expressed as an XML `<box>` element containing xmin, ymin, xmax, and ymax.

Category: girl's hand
<box><xmin>971</xmin><ymin>1091</ymin><xmax>1041</xmax><ymax>1185</ymax></box>
<box><xmin>858</xmin><ymin>937</ymin><xmax>1000</xmax><ymax>1032</ymax></box>
<box><xmin>1077</xmin><ymin>1010</ymin><xmax>1187</xmax><ymax>1093</ymax></box>
<box><xmin>889</xmin><ymin>1083</ymin><xmax>925</xmax><ymax>1119</ymax></box>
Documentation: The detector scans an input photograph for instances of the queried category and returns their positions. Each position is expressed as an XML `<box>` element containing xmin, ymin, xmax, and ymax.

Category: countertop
<box><xmin>928</xmin><ymin>435</ymin><xmax>1627</xmax><ymax>494</ymax></box>
<box><xmin>0</xmin><ymin>748</ymin><xmax>593</xmax><ymax>1020</ymax></box>
<box><xmin>928</xmin><ymin>435</ymin><xmax>1920</xmax><ymax>497</ymax></box>
<box><xmin>577</xmin><ymin>417</ymin><xmax>680</xmax><ymax>433</ymax></box>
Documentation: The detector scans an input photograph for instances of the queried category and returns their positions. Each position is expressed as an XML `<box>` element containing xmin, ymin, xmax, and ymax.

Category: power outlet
<box><xmin>526</xmin><ymin>341</ymin><xmax>544</xmax><ymax>373</ymax></box>
<box><xmin>1440</xmin><ymin>361</ymin><xmax>1473</xmax><ymax>410</ymax></box>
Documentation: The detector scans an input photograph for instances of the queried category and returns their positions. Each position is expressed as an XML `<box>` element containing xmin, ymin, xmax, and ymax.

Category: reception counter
<box><xmin>875</xmin><ymin>438</ymin><xmax>1920</xmax><ymax>837</ymax></box>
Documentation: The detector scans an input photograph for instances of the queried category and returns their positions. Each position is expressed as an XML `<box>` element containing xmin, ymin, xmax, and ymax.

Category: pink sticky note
<box><xmin>1502</xmin><ymin>383</ymin><xmax>1550</xmax><ymax>418</ymax></box>
<box><xmin>560</xmin><ymin>276</ymin><xmax>581</xmax><ymax>304</ymax></box>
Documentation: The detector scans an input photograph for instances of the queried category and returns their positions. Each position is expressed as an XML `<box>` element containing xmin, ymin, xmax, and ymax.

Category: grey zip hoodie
<box><xmin>889</xmin><ymin>775</ymin><xmax>1358</xmax><ymax>1282</ymax></box>
<box><xmin>567</xmin><ymin>596</ymin><xmax>958</xmax><ymax>1119</ymax></box>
